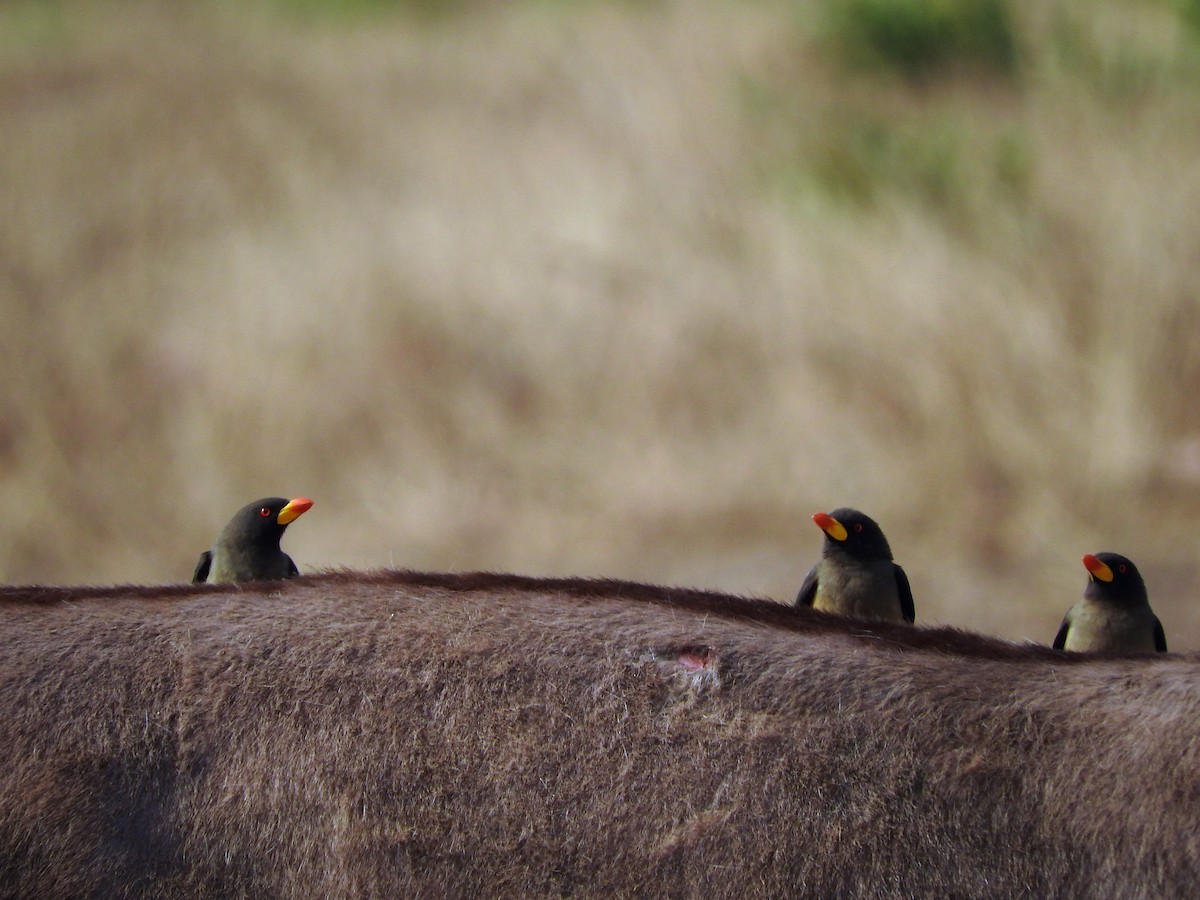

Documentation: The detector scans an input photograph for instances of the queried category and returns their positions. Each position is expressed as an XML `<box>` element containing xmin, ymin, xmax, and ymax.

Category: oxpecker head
<box><xmin>1082</xmin><ymin>552</ymin><xmax>1147</xmax><ymax>607</ymax></box>
<box><xmin>221</xmin><ymin>496</ymin><xmax>313</xmax><ymax>550</ymax></box>
<box><xmin>812</xmin><ymin>507</ymin><xmax>894</xmax><ymax>562</ymax></box>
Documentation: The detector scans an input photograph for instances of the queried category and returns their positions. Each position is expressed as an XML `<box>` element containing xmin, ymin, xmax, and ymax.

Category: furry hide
<box><xmin>0</xmin><ymin>570</ymin><xmax>1194</xmax><ymax>897</ymax></box>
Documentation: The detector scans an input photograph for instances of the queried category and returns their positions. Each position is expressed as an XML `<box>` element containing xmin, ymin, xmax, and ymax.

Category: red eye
<box><xmin>259</xmin><ymin>507</ymin><xmax>272</xmax><ymax>518</ymax></box>
<box><xmin>854</xmin><ymin>523</ymin><xmax>863</xmax><ymax>533</ymax></box>
<box><xmin>1118</xmin><ymin>564</ymin><xmax>1127</xmax><ymax>573</ymax></box>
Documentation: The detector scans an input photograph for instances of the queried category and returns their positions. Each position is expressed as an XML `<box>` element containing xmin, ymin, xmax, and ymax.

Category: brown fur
<box><xmin>1</xmin><ymin>569</ymin><xmax>1195</xmax><ymax>897</ymax></box>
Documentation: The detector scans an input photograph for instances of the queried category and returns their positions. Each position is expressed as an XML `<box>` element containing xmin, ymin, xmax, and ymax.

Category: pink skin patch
<box><xmin>677</xmin><ymin>652</ymin><xmax>712</xmax><ymax>671</ymax></box>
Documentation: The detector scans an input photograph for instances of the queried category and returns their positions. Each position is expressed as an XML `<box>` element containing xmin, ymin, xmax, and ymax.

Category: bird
<box><xmin>192</xmin><ymin>497</ymin><xmax>314</xmax><ymax>584</ymax></box>
<box><xmin>1053</xmin><ymin>552</ymin><xmax>1166</xmax><ymax>653</ymax></box>
<box><xmin>795</xmin><ymin>507</ymin><xmax>914</xmax><ymax>623</ymax></box>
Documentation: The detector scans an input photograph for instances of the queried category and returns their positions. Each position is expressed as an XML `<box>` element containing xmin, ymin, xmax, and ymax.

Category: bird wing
<box><xmin>795</xmin><ymin>565</ymin><xmax>818</xmax><ymax>607</ymax></box>
<box><xmin>284</xmin><ymin>554</ymin><xmax>299</xmax><ymax>578</ymax></box>
<box><xmin>1154</xmin><ymin>617</ymin><xmax>1168</xmax><ymax>653</ymax></box>
<box><xmin>1052</xmin><ymin>614</ymin><xmax>1071</xmax><ymax>650</ymax></box>
<box><xmin>894</xmin><ymin>564</ymin><xmax>915</xmax><ymax>623</ymax></box>
<box><xmin>192</xmin><ymin>551</ymin><xmax>212</xmax><ymax>584</ymax></box>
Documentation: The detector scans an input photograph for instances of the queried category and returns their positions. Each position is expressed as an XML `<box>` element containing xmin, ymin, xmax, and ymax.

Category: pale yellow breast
<box><xmin>812</xmin><ymin>560</ymin><xmax>904</xmax><ymax>623</ymax></box>
<box><xmin>1063</xmin><ymin>601</ymin><xmax>1158</xmax><ymax>653</ymax></box>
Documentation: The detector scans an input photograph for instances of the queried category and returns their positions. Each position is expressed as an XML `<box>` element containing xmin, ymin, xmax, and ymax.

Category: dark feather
<box><xmin>192</xmin><ymin>550</ymin><xmax>212</xmax><ymax>584</ymax></box>
<box><xmin>795</xmin><ymin>566</ymin><xmax>818</xmax><ymax>607</ymax></box>
<box><xmin>1052</xmin><ymin>617</ymin><xmax>1070</xmax><ymax>650</ymax></box>
<box><xmin>895</xmin><ymin>564</ymin><xmax>915</xmax><ymax>623</ymax></box>
<box><xmin>1154</xmin><ymin>618</ymin><xmax>1168</xmax><ymax>653</ymax></box>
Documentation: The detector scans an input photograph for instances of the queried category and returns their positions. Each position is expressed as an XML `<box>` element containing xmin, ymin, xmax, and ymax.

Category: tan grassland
<box><xmin>3</xmin><ymin>0</ymin><xmax>1200</xmax><ymax>645</ymax></box>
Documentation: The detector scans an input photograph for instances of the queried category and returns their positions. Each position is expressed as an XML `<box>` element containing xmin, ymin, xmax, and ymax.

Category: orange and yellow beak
<box><xmin>1082</xmin><ymin>553</ymin><xmax>1113</xmax><ymax>583</ymax></box>
<box><xmin>813</xmin><ymin>511</ymin><xmax>848</xmax><ymax>542</ymax></box>
<box><xmin>277</xmin><ymin>497</ymin><xmax>313</xmax><ymax>526</ymax></box>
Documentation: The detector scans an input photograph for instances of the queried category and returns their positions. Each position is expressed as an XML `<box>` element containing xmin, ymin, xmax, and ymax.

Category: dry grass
<box><xmin>3</xmin><ymin>0</ymin><xmax>1200</xmax><ymax>645</ymax></box>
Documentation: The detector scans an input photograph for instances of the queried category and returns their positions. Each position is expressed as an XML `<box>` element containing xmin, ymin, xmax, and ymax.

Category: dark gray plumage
<box><xmin>795</xmin><ymin>507</ymin><xmax>914</xmax><ymax>623</ymax></box>
<box><xmin>1053</xmin><ymin>552</ymin><xmax>1166</xmax><ymax>653</ymax></box>
<box><xmin>193</xmin><ymin>497</ymin><xmax>313</xmax><ymax>584</ymax></box>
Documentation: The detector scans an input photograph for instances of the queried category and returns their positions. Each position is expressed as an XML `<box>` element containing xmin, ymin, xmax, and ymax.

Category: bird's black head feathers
<box><xmin>218</xmin><ymin>497</ymin><xmax>311</xmax><ymax>552</ymax></box>
<box><xmin>1082</xmin><ymin>551</ymin><xmax>1148</xmax><ymax>607</ymax></box>
<box><xmin>814</xmin><ymin>507</ymin><xmax>894</xmax><ymax>562</ymax></box>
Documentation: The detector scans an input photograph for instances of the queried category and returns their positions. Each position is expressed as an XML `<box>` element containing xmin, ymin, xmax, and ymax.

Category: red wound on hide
<box><xmin>677</xmin><ymin>652</ymin><xmax>712</xmax><ymax>671</ymax></box>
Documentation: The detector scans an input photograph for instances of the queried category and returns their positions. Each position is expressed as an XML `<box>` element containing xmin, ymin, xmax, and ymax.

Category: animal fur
<box><xmin>0</xmin><ymin>570</ymin><xmax>1195</xmax><ymax>897</ymax></box>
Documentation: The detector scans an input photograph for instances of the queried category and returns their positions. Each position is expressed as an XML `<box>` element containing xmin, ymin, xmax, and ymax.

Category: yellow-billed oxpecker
<box><xmin>1053</xmin><ymin>552</ymin><xmax>1166</xmax><ymax>653</ymax></box>
<box><xmin>795</xmin><ymin>507</ymin><xmax>915</xmax><ymax>623</ymax></box>
<box><xmin>193</xmin><ymin>497</ymin><xmax>314</xmax><ymax>584</ymax></box>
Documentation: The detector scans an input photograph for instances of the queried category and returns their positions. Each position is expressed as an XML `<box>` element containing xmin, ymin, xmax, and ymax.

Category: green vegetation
<box><xmin>797</xmin><ymin>109</ymin><xmax>1032</xmax><ymax>223</ymax></box>
<box><xmin>0</xmin><ymin>1</ymin><xmax>82</xmax><ymax>53</ymax></box>
<box><xmin>757</xmin><ymin>0</ymin><xmax>1200</xmax><ymax>225</ymax></box>
<box><xmin>1178</xmin><ymin>0</ymin><xmax>1200</xmax><ymax>33</ymax></box>
<box><xmin>823</xmin><ymin>0</ymin><xmax>1020</xmax><ymax>81</ymax></box>
<box><xmin>267</xmin><ymin>0</ymin><xmax>468</xmax><ymax>20</ymax></box>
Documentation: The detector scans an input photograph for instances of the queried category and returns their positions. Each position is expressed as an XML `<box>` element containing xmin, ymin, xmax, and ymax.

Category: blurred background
<box><xmin>4</xmin><ymin>0</ymin><xmax>1200</xmax><ymax>645</ymax></box>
